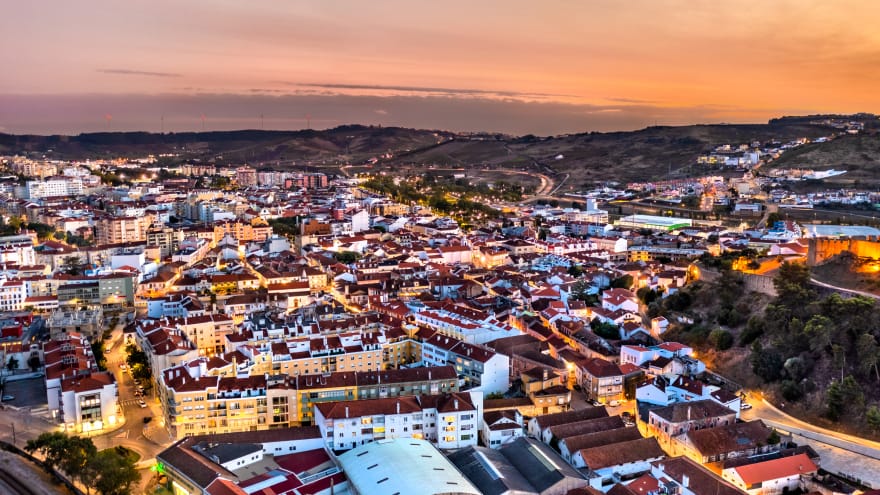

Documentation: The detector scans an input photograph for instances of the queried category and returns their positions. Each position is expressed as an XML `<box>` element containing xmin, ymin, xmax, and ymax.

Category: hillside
<box><xmin>1</xmin><ymin>116</ymin><xmax>874</xmax><ymax>185</ymax></box>
<box><xmin>767</xmin><ymin>132</ymin><xmax>880</xmax><ymax>186</ymax></box>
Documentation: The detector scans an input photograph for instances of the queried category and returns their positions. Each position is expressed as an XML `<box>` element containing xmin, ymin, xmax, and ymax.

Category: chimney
<box><xmin>687</xmin><ymin>406</ymin><xmax>691</xmax><ymax>421</ymax></box>
<box><xmin>345</xmin><ymin>406</ymin><xmax>349</xmax><ymax>418</ymax></box>
<box><xmin>681</xmin><ymin>475</ymin><xmax>689</xmax><ymax>488</ymax></box>
<box><xmin>454</xmin><ymin>399</ymin><xmax>459</xmax><ymax>409</ymax></box>
<box><xmin>543</xmin><ymin>368</ymin><xmax>548</xmax><ymax>382</ymax></box>
<box><xmin>396</xmin><ymin>401</ymin><xmax>400</xmax><ymax>415</ymax></box>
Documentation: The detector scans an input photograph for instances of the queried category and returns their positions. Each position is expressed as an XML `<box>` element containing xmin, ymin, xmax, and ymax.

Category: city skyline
<box><xmin>2</xmin><ymin>1</ymin><xmax>880</xmax><ymax>135</ymax></box>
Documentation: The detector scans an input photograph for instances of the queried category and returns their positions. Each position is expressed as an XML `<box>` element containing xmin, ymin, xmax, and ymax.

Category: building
<box><xmin>421</xmin><ymin>333</ymin><xmax>510</xmax><ymax>393</ymax></box>
<box><xmin>94</xmin><ymin>216</ymin><xmax>146</xmax><ymax>245</ymax></box>
<box><xmin>448</xmin><ymin>437</ymin><xmax>590</xmax><ymax>495</ymax></box>
<box><xmin>337</xmin><ymin>438</ymin><xmax>481</xmax><ymax>495</ymax></box>
<box><xmin>235</xmin><ymin>166</ymin><xmax>258</xmax><ymax>187</ymax></box>
<box><xmin>481</xmin><ymin>409</ymin><xmax>525</xmax><ymax>449</ymax></box>
<box><xmin>721</xmin><ymin>453</ymin><xmax>817</xmax><ymax>495</ymax></box>
<box><xmin>672</xmin><ymin>420</ymin><xmax>779</xmax><ymax>465</ymax></box>
<box><xmin>47</xmin><ymin>306</ymin><xmax>105</xmax><ymax>340</ymax></box>
<box><xmin>576</xmin><ymin>437</ymin><xmax>666</xmax><ymax>489</ymax></box>
<box><xmin>58</xmin><ymin>371</ymin><xmax>119</xmax><ymax>434</ymax></box>
<box><xmin>27</xmin><ymin>176</ymin><xmax>83</xmax><ymax>199</ymax></box>
<box><xmin>616</xmin><ymin>215</ymin><xmax>693</xmax><ymax>232</ymax></box>
<box><xmin>646</xmin><ymin>400</ymin><xmax>738</xmax><ymax>448</ymax></box>
<box><xmin>314</xmin><ymin>391</ymin><xmax>481</xmax><ymax>451</ymax></box>
<box><xmin>579</xmin><ymin>358</ymin><xmax>626</xmax><ymax>403</ymax></box>
<box><xmin>650</xmin><ymin>457</ymin><xmax>746</xmax><ymax>495</ymax></box>
<box><xmin>156</xmin><ymin>427</ymin><xmax>338</xmax><ymax>495</ymax></box>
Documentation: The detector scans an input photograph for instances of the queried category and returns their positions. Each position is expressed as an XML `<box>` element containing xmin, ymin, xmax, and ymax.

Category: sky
<box><xmin>2</xmin><ymin>0</ymin><xmax>880</xmax><ymax>135</ymax></box>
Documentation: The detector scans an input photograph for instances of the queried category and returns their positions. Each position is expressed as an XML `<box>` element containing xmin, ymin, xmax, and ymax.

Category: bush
<box><xmin>780</xmin><ymin>380</ymin><xmax>804</xmax><ymax>402</ymax></box>
<box><xmin>709</xmin><ymin>329</ymin><xmax>734</xmax><ymax>351</ymax></box>
<box><xmin>739</xmin><ymin>317</ymin><xmax>764</xmax><ymax>346</ymax></box>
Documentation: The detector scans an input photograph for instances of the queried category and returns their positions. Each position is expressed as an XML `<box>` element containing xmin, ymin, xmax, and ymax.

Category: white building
<box><xmin>337</xmin><ymin>438</ymin><xmax>481</xmax><ymax>495</ymax></box>
<box><xmin>722</xmin><ymin>453</ymin><xmax>817</xmax><ymax>495</ymax></box>
<box><xmin>27</xmin><ymin>176</ymin><xmax>83</xmax><ymax>199</ymax></box>
<box><xmin>421</xmin><ymin>333</ymin><xmax>510</xmax><ymax>394</ymax></box>
<box><xmin>58</xmin><ymin>371</ymin><xmax>119</xmax><ymax>434</ymax></box>
<box><xmin>480</xmin><ymin>409</ymin><xmax>524</xmax><ymax>448</ymax></box>
<box><xmin>0</xmin><ymin>279</ymin><xmax>26</xmax><ymax>311</ymax></box>
<box><xmin>314</xmin><ymin>391</ymin><xmax>481</xmax><ymax>451</ymax></box>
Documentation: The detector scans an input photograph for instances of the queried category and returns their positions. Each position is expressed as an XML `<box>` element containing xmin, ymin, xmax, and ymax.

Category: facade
<box><xmin>722</xmin><ymin>453</ymin><xmax>817</xmax><ymax>495</ymax></box>
<box><xmin>421</xmin><ymin>333</ymin><xmax>510</xmax><ymax>393</ymax></box>
<box><xmin>58</xmin><ymin>371</ymin><xmax>119</xmax><ymax>433</ymax></box>
<box><xmin>47</xmin><ymin>305</ymin><xmax>105</xmax><ymax>340</ymax></box>
<box><xmin>314</xmin><ymin>391</ymin><xmax>480</xmax><ymax>451</ymax></box>
<box><xmin>94</xmin><ymin>216</ymin><xmax>146</xmax><ymax>245</ymax></box>
<box><xmin>646</xmin><ymin>400</ymin><xmax>738</xmax><ymax>448</ymax></box>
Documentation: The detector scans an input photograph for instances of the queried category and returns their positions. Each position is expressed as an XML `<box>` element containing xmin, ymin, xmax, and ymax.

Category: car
<box><xmin>0</xmin><ymin>395</ymin><xmax>13</xmax><ymax>402</ymax></box>
<box><xmin>138</xmin><ymin>400</ymin><xmax>147</xmax><ymax>408</ymax></box>
<box><xmin>740</xmin><ymin>403</ymin><xmax>752</xmax><ymax>410</ymax></box>
<box><xmin>590</xmin><ymin>399</ymin><xmax>603</xmax><ymax>407</ymax></box>
<box><xmin>608</xmin><ymin>400</ymin><xmax>622</xmax><ymax>407</ymax></box>
<box><xmin>119</xmin><ymin>364</ymin><xmax>127</xmax><ymax>371</ymax></box>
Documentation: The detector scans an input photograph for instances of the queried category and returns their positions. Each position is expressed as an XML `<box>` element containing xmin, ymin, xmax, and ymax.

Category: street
<box><xmin>741</xmin><ymin>393</ymin><xmax>880</xmax><ymax>486</ymax></box>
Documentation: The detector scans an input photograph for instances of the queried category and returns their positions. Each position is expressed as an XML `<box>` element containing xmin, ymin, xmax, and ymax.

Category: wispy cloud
<box><xmin>606</xmin><ymin>97</ymin><xmax>659</xmax><ymax>104</ymax></box>
<box><xmin>282</xmin><ymin>82</ymin><xmax>569</xmax><ymax>100</ymax></box>
<box><xmin>97</xmin><ymin>68</ymin><xmax>182</xmax><ymax>78</ymax></box>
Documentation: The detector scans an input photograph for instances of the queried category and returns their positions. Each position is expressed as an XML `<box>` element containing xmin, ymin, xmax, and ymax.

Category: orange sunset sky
<box><xmin>2</xmin><ymin>0</ymin><xmax>879</xmax><ymax>135</ymax></box>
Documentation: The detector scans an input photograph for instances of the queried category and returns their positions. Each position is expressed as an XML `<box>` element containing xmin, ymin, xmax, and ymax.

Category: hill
<box><xmin>1</xmin><ymin>116</ymin><xmax>875</xmax><ymax>186</ymax></box>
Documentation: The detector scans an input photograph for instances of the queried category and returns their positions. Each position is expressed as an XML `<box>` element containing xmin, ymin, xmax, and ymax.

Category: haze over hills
<box><xmin>1</xmin><ymin>114</ymin><xmax>877</xmax><ymax>186</ymax></box>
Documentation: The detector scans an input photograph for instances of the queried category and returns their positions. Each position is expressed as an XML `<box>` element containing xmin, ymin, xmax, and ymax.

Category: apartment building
<box><xmin>421</xmin><ymin>333</ymin><xmax>510</xmax><ymax>393</ymax></box>
<box><xmin>59</xmin><ymin>371</ymin><xmax>119</xmax><ymax>434</ymax></box>
<box><xmin>94</xmin><ymin>216</ymin><xmax>147</xmax><ymax>245</ymax></box>
<box><xmin>314</xmin><ymin>391</ymin><xmax>481</xmax><ymax>451</ymax></box>
<box><xmin>158</xmin><ymin>363</ymin><xmax>459</xmax><ymax>436</ymax></box>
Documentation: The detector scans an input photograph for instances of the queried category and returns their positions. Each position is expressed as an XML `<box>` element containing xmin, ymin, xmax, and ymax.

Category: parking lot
<box><xmin>3</xmin><ymin>377</ymin><xmax>48</xmax><ymax>408</ymax></box>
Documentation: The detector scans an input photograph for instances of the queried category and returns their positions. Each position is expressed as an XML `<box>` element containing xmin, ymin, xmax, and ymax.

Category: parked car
<box><xmin>590</xmin><ymin>399</ymin><xmax>602</xmax><ymax>407</ymax></box>
<box><xmin>608</xmin><ymin>400</ymin><xmax>622</xmax><ymax>407</ymax></box>
<box><xmin>119</xmin><ymin>364</ymin><xmax>127</xmax><ymax>371</ymax></box>
<box><xmin>138</xmin><ymin>399</ymin><xmax>147</xmax><ymax>408</ymax></box>
<box><xmin>1</xmin><ymin>395</ymin><xmax>13</xmax><ymax>402</ymax></box>
<box><xmin>740</xmin><ymin>403</ymin><xmax>752</xmax><ymax>410</ymax></box>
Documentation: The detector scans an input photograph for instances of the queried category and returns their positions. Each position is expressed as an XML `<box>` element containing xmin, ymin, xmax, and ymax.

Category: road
<box><xmin>742</xmin><ymin>394</ymin><xmax>880</xmax><ymax>486</ymax></box>
<box><xmin>810</xmin><ymin>277</ymin><xmax>880</xmax><ymax>300</ymax></box>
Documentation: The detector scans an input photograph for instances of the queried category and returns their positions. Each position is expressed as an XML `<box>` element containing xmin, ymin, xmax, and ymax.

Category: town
<box><xmin>0</xmin><ymin>120</ymin><xmax>879</xmax><ymax>495</ymax></box>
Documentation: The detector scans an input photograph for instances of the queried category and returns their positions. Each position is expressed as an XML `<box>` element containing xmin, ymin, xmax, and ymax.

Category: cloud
<box><xmin>282</xmin><ymin>82</ymin><xmax>569</xmax><ymax>100</ymax></box>
<box><xmin>97</xmin><ymin>69</ymin><xmax>182</xmax><ymax>78</ymax></box>
<box><xmin>606</xmin><ymin>97</ymin><xmax>659</xmax><ymax>104</ymax></box>
<box><xmin>374</xmin><ymin>109</ymin><xmax>389</xmax><ymax>115</ymax></box>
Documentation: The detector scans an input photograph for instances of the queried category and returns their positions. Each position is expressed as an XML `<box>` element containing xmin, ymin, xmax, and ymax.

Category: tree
<box><xmin>60</xmin><ymin>255</ymin><xmax>86</xmax><ymax>275</ymax></box>
<box><xmin>750</xmin><ymin>342</ymin><xmax>784</xmax><ymax>382</ymax></box>
<box><xmin>867</xmin><ymin>406</ymin><xmax>880</xmax><ymax>432</ymax></box>
<box><xmin>803</xmin><ymin>315</ymin><xmax>833</xmax><ymax>355</ymax></box>
<box><xmin>91</xmin><ymin>448</ymin><xmax>140</xmax><ymax>495</ymax></box>
<box><xmin>62</xmin><ymin>435</ymin><xmax>98</xmax><ymax>494</ymax></box>
<box><xmin>825</xmin><ymin>375</ymin><xmax>864</xmax><ymax>421</ymax></box>
<box><xmin>709</xmin><ymin>329</ymin><xmax>734</xmax><ymax>351</ymax></box>
<box><xmin>857</xmin><ymin>333</ymin><xmax>880</xmax><ymax>382</ymax></box>
<box><xmin>25</xmin><ymin>432</ymin><xmax>72</xmax><ymax>473</ymax></box>
<box><xmin>125</xmin><ymin>344</ymin><xmax>152</xmax><ymax>383</ymax></box>
<box><xmin>610</xmin><ymin>274</ymin><xmax>634</xmax><ymax>289</ymax></box>
<box><xmin>772</xmin><ymin>262</ymin><xmax>814</xmax><ymax>318</ymax></box>
<box><xmin>334</xmin><ymin>251</ymin><xmax>361</xmax><ymax>264</ymax></box>
<box><xmin>27</xmin><ymin>354</ymin><xmax>41</xmax><ymax>371</ymax></box>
